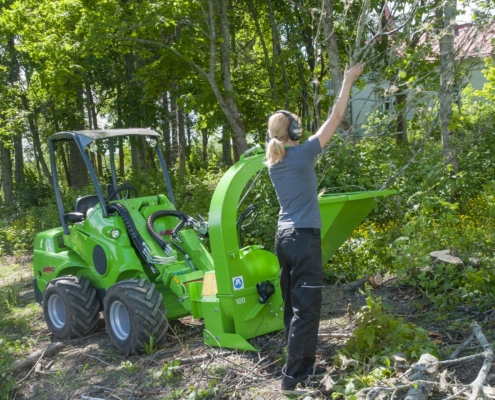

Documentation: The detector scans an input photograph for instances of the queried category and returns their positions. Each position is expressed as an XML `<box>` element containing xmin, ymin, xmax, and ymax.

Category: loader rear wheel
<box><xmin>42</xmin><ymin>276</ymin><xmax>100</xmax><ymax>339</ymax></box>
<box><xmin>103</xmin><ymin>279</ymin><xmax>168</xmax><ymax>355</ymax></box>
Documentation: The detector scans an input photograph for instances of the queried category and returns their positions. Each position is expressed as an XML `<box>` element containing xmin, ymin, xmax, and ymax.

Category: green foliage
<box><xmin>4</xmin><ymin>286</ymin><xmax>19</xmax><ymax>310</ymax></box>
<box><xmin>335</xmin><ymin>296</ymin><xmax>438</xmax><ymax>368</ymax></box>
<box><xmin>163</xmin><ymin>379</ymin><xmax>221</xmax><ymax>400</ymax></box>
<box><xmin>238</xmin><ymin>171</ymin><xmax>279</xmax><ymax>251</ymax></box>
<box><xmin>389</xmin><ymin>178</ymin><xmax>495</xmax><ymax>310</ymax></box>
<box><xmin>119</xmin><ymin>360</ymin><xmax>138</xmax><ymax>373</ymax></box>
<box><xmin>0</xmin><ymin>341</ymin><xmax>16</xmax><ymax>400</ymax></box>
<box><xmin>143</xmin><ymin>333</ymin><xmax>156</xmax><ymax>355</ymax></box>
<box><xmin>153</xmin><ymin>359</ymin><xmax>181</xmax><ymax>382</ymax></box>
<box><xmin>15</xmin><ymin>170</ymin><xmax>54</xmax><ymax>209</ymax></box>
<box><xmin>331</xmin><ymin>366</ymin><xmax>392</xmax><ymax>400</ymax></box>
<box><xmin>0</xmin><ymin>202</ymin><xmax>59</xmax><ymax>255</ymax></box>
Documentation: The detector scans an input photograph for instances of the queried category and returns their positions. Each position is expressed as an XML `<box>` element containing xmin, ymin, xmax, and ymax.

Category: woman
<box><xmin>266</xmin><ymin>63</ymin><xmax>365</xmax><ymax>396</ymax></box>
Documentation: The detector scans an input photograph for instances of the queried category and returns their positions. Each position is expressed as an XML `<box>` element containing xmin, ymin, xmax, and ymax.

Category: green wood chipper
<box><xmin>33</xmin><ymin>129</ymin><xmax>395</xmax><ymax>354</ymax></box>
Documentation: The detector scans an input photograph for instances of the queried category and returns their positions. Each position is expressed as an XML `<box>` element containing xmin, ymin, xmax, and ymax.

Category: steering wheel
<box><xmin>108</xmin><ymin>184</ymin><xmax>139</xmax><ymax>201</ymax></box>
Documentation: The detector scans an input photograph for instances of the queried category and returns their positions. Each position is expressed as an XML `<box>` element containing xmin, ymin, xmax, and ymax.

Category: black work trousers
<box><xmin>275</xmin><ymin>228</ymin><xmax>323</xmax><ymax>390</ymax></box>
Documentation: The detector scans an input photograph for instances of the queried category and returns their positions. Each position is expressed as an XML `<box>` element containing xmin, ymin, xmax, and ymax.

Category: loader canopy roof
<box><xmin>48</xmin><ymin>129</ymin><xmax>160</xmax><ymax>146</ymax></box>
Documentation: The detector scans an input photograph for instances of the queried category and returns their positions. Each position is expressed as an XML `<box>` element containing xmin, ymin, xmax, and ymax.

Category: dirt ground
<box><xmin>3</xmin><ymin>256</ymin><xmax>495</xmax><ymax>400</ymax></box>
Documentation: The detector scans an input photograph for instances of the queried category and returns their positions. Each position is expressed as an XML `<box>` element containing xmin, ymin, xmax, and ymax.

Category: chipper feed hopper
<box><xmin>33</xmin><ymin>129</ymin><xmax>395</xmax><ymax>354</ymax></box>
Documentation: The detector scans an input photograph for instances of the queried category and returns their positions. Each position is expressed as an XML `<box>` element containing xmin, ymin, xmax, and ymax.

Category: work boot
<box><xmin>308</xmin><ymin>366</ymin><xmax>327</xmax><ymax>378</ymax></box>
<box><xmin>281</xmin><ymin>378</ymin><xmax>323</xmax><ymax>397</ymax></box>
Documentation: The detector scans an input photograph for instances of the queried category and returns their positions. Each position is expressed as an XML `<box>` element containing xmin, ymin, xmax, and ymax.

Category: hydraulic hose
<box><xmin>107</xmin><ymin>203</ymin><xmax>158</xmax><ymax>274</ymax></box>
<box><xmin>147</xmin><ymin>210</ymin><xmax>196</xmax><ymax>270</ymax></box>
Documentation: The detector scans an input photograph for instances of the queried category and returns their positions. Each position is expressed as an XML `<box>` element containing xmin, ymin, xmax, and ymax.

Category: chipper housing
<box><xmin>33</xmin><ymin>129</ymin><xmax>395</xmax><ymax>354</ymax></box>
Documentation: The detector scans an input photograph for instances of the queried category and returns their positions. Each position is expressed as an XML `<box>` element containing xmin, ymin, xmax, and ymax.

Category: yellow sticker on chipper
<box><xmin>173</xmin><ymin>276</ymin><xmax>180</xmax><ymax>284</ymax></box>
<box><xmin>202</xmin><ymin>272</ymin><xmax>218</xmax><ymax>296</ymax></box>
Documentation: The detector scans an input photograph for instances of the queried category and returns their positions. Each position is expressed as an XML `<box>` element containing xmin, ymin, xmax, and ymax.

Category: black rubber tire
<box><xmin>103</xmin><ymin>279</ymin><xmax>168</xmax><ymax>355</ymax></box>
<box><xmin>42</xmin><ymin>276</ymin><xmax>100</xmax><ymax>339</ymax></box>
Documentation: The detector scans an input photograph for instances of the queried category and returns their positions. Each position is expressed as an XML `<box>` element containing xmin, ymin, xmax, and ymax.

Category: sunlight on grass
<box><xmin>0</xmin><ymin>257</ymin><xmax>42</xmax><ymax>347</ymax></box>
<box><xmin>0</xmin><ymin>261</ymin><xmax>25</xmax><ymax>282</ymax></box>
<box><xmin>0</xmin><ymin>303</ymin><xmax>43</xmax><ymax>337</ymax></box>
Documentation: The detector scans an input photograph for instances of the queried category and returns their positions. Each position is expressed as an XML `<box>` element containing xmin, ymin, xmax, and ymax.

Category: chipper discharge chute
<box><xmin>33</xmin><ymin>130</ymin><xmax>394</xmax><ymax>354</ymax></box>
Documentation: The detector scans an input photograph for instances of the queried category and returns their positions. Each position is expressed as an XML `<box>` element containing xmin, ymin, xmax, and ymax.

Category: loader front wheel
<box><xmin>43</xmin><ymin>276</ymin><xmax>100</xmax><ymax>339</ymax></box>
<box><xmin>103</xmin><ymin>279</ymin><xmax>168</xmax><ymax>355</ymax></box>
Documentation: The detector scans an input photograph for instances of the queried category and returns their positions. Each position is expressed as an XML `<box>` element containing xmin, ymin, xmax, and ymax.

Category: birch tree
<box><xmin>438</xmin><ymin>0</ymin><xmax>459</xmax><ymax>173</ymax></box>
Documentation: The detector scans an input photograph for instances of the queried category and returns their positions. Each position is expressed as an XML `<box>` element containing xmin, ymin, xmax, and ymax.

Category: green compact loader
<box><xmin>33</xmin><ymin>129</ymin><xmax>394</xmax><ymax>354</ymax></box>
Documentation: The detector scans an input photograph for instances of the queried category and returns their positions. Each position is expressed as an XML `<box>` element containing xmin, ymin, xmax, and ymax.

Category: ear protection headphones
<box><xmin>274</xmin><ymin>110</ymin><xmax>303</xmax><ymax>141</ymax></box>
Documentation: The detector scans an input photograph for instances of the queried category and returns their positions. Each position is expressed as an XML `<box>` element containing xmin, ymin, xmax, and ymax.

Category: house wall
<box><xmin>350</xmin><ymin>55</ymin><xmax>494</xmax><ymax>130</ymax></box>
<box><xmin>461</xmin><ymin>57</ymin><xmax>492</xmax><ymax>91</ymax></box>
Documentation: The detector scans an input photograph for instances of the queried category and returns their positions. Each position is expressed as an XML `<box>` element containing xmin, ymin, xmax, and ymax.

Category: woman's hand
<box><xmin>314</xmin><ymin>62</ymin><xmax>365</xmax><ymax>147</ymax></box>
<box><xmin>343</xmin><ymin>62</ymin><xmax>366</xmax><ymax>85</ymax></box>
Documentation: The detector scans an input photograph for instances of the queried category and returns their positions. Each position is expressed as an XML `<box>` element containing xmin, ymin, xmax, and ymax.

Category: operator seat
<box><xmin>75</xmin><ymin>195</ymin><xmax>102</xmax><ymax>216</ymax></box>
<box><xmin>65</xmin><ymin>195</ymin><xmax>106</xmax><ymax>224</ymax></box>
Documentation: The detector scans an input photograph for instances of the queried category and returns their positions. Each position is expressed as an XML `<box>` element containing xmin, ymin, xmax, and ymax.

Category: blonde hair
<box><xmin>265</xmin><ymin>112</ymin><xmax>299</xmax><ymax>167</ymax></box>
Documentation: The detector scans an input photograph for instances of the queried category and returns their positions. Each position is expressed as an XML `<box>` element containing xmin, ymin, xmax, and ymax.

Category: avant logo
<box><xmin>42</xmin><ymin>266</ymin><xmax>55</xmax><ymax>275</ymax></box>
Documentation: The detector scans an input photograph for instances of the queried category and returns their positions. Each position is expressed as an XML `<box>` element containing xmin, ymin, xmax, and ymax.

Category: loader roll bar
<box><xmin>48</xmin><ymin>129</ymin><xmax>174</xmax><ymax>235</ymax></box>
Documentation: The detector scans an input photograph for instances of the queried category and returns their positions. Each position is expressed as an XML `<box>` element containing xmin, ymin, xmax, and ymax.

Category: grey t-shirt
<box><xmin>268</xmin><ymin>135</ymin><xmax>323</xmax><ymax>229</ymax></box>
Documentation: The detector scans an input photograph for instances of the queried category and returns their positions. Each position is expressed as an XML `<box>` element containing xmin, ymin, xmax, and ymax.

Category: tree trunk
<box><xmin>6</xmin><ymin>37</ymin><xmax>25</xmax><ymax>187</ymax></box>
<box><xmin>178</xmin><ymin>106</ymin><xmax>186</xmax><ymax>177</ymax></box>
<box><xmin>222</xmin><ymin>126</ymin><xmax>233</xmax><ymax>166</ymax></box>
<box><xmin>228</xmin><ymin>0</ymin><xmax>238</xmax><ymax>71</ymax></box>
<box><xmin>185</xmin><ymin>114</ymin><xmax>192</xmax><ymax>160</ymax></box>
<box><xmin>21</xmin><ymin>95</ymin><xmax>52</xmax><ymax>183</ymax></box>
<box><xmin>85</xmin><ymin>78</ymin><xmax>103</xmax><ymax>176</ymax></box>
<box><xmin>267</xmin><ymin>0</ymin><xmax>290</xmax><ymax>108</ymax></box>
<box><xmin>438</xmin><ymin>0</ymin><xmax>458</xmax><ymax>173</ymax></box>
<box><xmin>125</xmin><ymin>51</ymin><xmax>139</xmax><ymax>128</ymax></box>
<box><xmin>202</xmin><ymin>128</ymin><xmax>208</xmax><ymax>164</ymax></box>
<box><xmin>116</xmin><ymin>82</ymin><xmax>124</xmax><ymax>128</ymax></box>
<box><xmin>54</xmin><ymin>120</ymin><xmax>71</xmax><ymax>186</ymax></box>
<box><xmin>9</xmin><ymin>34</ymin><xmax>50</xmax><ymax>184</ymax></box>
<box><xmin>247</xmin><ymin>0</ymin><xmax>276</xmax><ymax>98</ymax></box>
<box><xmin>114</xmin><ymin>86</ymin><xmax>125</xmax><ymax>176</ymax></box>
<box><xmin>395</xmin><ymin>93</ymin><xmax>408</xmax><ymax>144</ymax></box>
<box><xmin>322</xmin><ymin>0</ymin><xmax>352</xmax><ymax>130</ymax></box>
<box><xmin>131</xmin><ymin>136</ymin><xmax>147</xmax><ymax>171</ymax></box>
<box><xmin>296</xmin><ymin>58</ymin><xmax>310</xmax><ymax>124</ymax></box>
<box><xmin>147</xmin><ymin>146</ymin><xmax>157</xmax><ymax>171</ymax></box>
<box><xmin>213</xmin><ymin>0</ymin><xmax>248</xmax><ymax>160</ymax></box>
<box><xmin>59</xmin><ymin>143</ymin><xmax>71</xmax><ymax>187</ymax></box>
<box><xmin>147</xmin><ymin>0</ymin><xmax>247</xmax><ymax>159</ymax></box>
<box><xmin>13</xmin><ymin>133</ymin><xmax>24</xmax><ymax>186</ymax></box>
<box><xmin>162</xmin><ymin>93</ymin><xmax>172</xmax><ymax>168</ymax></box>
<box><xmin>69</xmin><ymin>141</ymin><xmax>88</xmax><ymax>189</ymax></box>
<box><xmin>170</xmin><ymin>89</ymin><xmax>179</xmax><ymax>166</ymax></box>
<box><xmin>0</xmin><ymin>140</ymin><xmax>13</xmax><ymax>205</ymax></box>
<box><xmin>84</xmin><ymin>77</ymin><xmax>93</xmax><ymax>130</ymax></box>
<box><xmin>70</xmin><ymin>85</ymin><xmax>89</xmax><ymax>189</ymax></box>
<box><xmin>118</xmin><ymin>138</ymin><xmax>124</xmax><ymax>177</ymax></box>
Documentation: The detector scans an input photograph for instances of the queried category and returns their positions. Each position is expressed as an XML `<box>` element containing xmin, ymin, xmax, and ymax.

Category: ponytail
<box><xmin>265</xmin><ymin>138</ymin><xmax>286</xmax><ymax>166</ymax></box>
<box><xmin>265</xmin><ymin>111</ymin><xmax>298</xmax><ymax>167</ymax></box>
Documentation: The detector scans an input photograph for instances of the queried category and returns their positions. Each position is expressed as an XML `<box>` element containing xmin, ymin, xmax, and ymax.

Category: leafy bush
<box><xmin>0</xmin><ymin>344</ymin><xmax>16</xmax><ymax>399</ymax></box>
<box><xmin>334</xmin><ymin>296</ymin><xmax>438</xmax><ymax>368</ymax></box>
<box><xmin>0</xmin><ymin>202</ymin><xmax>60</xmax><ymax>255</ymax></box>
